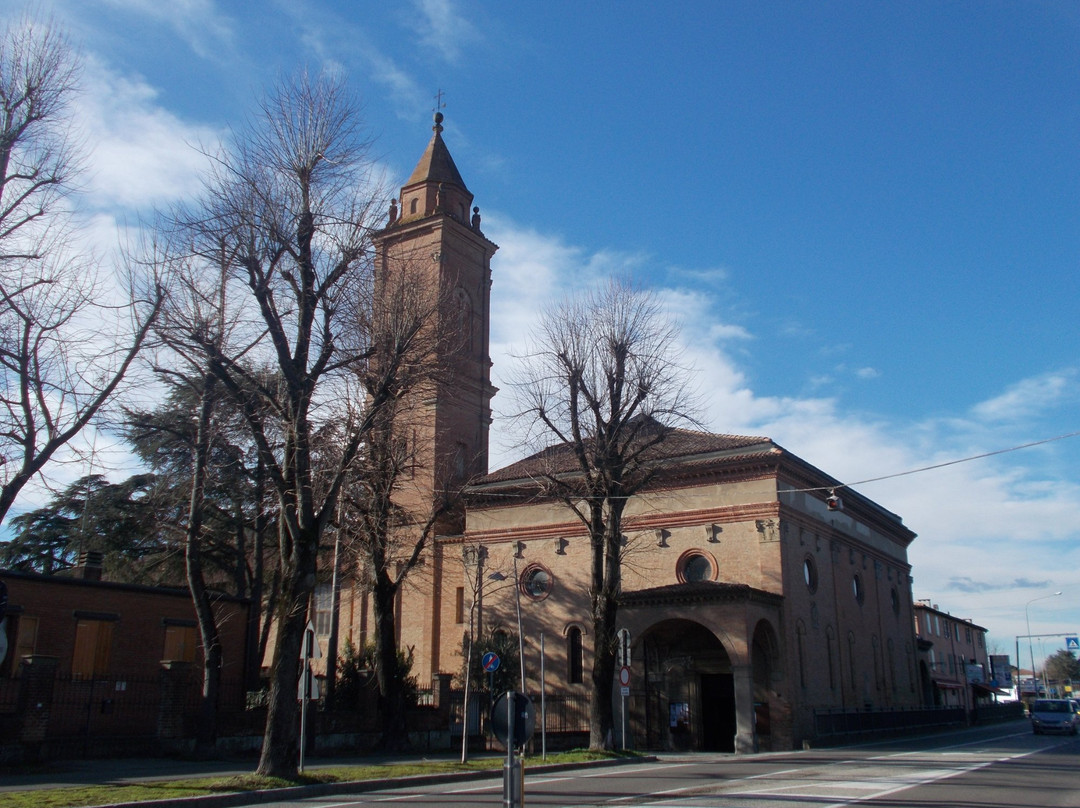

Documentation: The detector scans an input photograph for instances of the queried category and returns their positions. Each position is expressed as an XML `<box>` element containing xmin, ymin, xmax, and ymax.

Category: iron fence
<box><xmin>447</xmin><ymin>690</ymin><xmax>589</xmax><ymax>737</ymax></box>
<box><xmin>0</xmin><ymin>675</ymin><xmax>18</xmax><ymax>713</ymax></box>
<box><xmin>814</xmin><ymin>705</ymin><xmax>965</xmax><ymax>738</ymax></box>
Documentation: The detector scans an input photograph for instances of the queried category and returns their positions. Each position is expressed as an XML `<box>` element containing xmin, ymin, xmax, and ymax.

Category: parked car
<box><xmin>1030</xmin><ymin>699</ymin><xmax>1079</xmax><ymax>735</ymax></box>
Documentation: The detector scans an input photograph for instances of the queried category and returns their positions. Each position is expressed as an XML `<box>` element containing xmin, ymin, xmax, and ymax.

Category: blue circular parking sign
<box><xmin>482</xmin><ymin>651</ymin><xmax>500</xmax><ymax>672</ymax></box>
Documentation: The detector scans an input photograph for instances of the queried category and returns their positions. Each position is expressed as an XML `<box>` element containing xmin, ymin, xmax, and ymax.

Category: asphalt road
<box><xmin>255</xmin><ymin>721</ymin><xmax>1080</xmax><ymax>808</ymax></box>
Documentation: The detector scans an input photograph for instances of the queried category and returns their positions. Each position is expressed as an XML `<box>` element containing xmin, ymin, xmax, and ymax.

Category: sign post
<box><xmin>619</xmin><ymin>665</ymin><xmax>631</xmax><ymax>749</ymax></box>
<box><xmin>490</xmin><ymin>691</ymin><xmax>534</xmax><ymax>808</ymax></box>
<box><xmin>616</xmin><ymin>628</ymin><xmax>632</xmax><ymax>750</ymax></box>
<box><xmin>483</xmin><ymin>650</ymin><xmax>501</xmax><ymax>696</ymax></box>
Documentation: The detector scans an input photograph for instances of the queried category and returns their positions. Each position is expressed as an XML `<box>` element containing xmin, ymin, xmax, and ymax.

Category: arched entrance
<box><xmin>638</xmin><ymin>619</ymin><xmax>736</xmax><ymax>752</ymax></box>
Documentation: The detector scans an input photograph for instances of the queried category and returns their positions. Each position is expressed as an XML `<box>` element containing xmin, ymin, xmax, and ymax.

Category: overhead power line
<box><xmin>803</xmin><ymin>430</ymin><xmax>1080</xmax><ymax>495</ymax></box>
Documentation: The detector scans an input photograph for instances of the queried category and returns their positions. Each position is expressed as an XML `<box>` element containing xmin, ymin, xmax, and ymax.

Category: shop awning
<box><xmin>933</xmin><ymin>680</ymin><xmax>964</xmax><ymax>690</ymax></box>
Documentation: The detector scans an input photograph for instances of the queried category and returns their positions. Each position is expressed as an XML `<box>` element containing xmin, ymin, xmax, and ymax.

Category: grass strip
<box><xmin>0</xmin><ymin>750</ymin><xmax>636</xmax><ymax>808</ymax></box>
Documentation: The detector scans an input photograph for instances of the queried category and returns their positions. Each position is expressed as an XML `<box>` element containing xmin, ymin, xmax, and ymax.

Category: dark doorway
<box><xmin>700</xmin><ymin>672</ymin><xmax>735</xmax><ymax>751</ymax></box>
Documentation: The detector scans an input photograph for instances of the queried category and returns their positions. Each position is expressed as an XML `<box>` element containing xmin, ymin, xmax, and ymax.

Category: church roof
<box><xmin>475</xmin><ymin>421</ymin><xmax>773</xmax><ymax>486</ymax></box>
<box><xmin>404</xmin><ymin>112</ymin><xmax>469</xmax><ymax>192</ymax></box>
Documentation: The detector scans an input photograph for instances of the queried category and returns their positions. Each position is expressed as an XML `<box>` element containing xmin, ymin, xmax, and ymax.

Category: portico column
<box><xmin>732</xmin><ymin>663</ymin><xmax>756</xmax><ymax>753</ymax></box>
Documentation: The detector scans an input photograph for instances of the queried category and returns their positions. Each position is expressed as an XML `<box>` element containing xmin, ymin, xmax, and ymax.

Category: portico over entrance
<box><xmin>619</xmin><ymin>581</ymin><xmax>786</xmax><ymax>753</ymax></box>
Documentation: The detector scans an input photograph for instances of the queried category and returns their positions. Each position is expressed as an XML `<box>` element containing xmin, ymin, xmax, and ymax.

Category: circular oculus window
<box><xmin>678</xmin><ymin>551</ymin><xmax>717</xmax><ymax>583</ymax></box>
<box><xmin>520</xmin><ymin>564</ymin><xmax>553</xmax><ymax>600</ymax></box>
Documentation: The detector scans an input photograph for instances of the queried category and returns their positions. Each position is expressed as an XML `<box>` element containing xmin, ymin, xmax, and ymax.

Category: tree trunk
<box><xmin>372</xmin><ymin>576</ymin><xmax>409</xmax><ymax>751</ymax></box>
<box><xmin>255</xmin><ymin>525</ymin><xmax>318</xmax><ymax>778</ymax></box>
<box><xmin>186</xmin><ymin>377</ymin><xmax>222</xmax><ymax>758</ymax></box>
<box><xmin>589</xmin><ymin>589</ymin><xmax>619</xmax><ymax>748</ymax></box>
<box><xmin>589</xmin><ymin>500</ymin><xmax>624</xmax><ymax>749</ymax></box>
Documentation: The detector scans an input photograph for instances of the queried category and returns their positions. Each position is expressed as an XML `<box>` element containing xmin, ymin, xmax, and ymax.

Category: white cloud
<box><xmin>411</xmin><ymin>0</ymin><xmax>480</xmax><ymax>64</ymax></box>
<box><xmin>98</xmin><ymin>0</ymin><xmax>234</xmax><ymax>60</ymax></box>
<box><xmin>970</xmin><ymin>370</ymin><xmax>1079</xmax><ymax>422</ymax></box>
<box><xmin>77</xmin><ymin>56</ymin><xmax>222</xmax><ymax>211</ymax></box>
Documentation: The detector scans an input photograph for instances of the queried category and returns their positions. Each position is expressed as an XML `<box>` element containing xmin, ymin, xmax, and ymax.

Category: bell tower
<box><xmin>372</xmin><ymin>113</ymin><xmax>498</xmax><ymax>530</ymax></box>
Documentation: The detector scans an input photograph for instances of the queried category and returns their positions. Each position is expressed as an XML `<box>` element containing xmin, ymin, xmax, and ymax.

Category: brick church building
<box><xmin>341</xmin><ymin>114</ymin><xmax>923</xmax><ymax>753</ymax></box>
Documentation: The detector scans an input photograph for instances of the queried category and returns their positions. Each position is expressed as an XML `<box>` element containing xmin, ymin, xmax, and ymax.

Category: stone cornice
<box><xmin>621</xmin><ymin>581</ymin><xmax>783</xmax><ymax>608</ymax></box>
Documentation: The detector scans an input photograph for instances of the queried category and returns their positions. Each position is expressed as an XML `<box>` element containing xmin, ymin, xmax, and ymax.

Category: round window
<box><xmin>803</xmin><ymin>557</ymin><xmax>818</xmax><ymax>593</ymax></box>
<box><xmin>678</xmin><ymin>551</ymin><xmax>716</xmax><ymax>583</ymax></box>
<box><xmin>520</xmin><ymin>564</ymin><xmax>553</xmax><ymax>600</ymax></box>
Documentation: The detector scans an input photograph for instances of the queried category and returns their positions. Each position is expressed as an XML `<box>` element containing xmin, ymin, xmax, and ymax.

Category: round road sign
<box><xmin>482</xmin><ymin>651</ymin><xmax>501</xmax><ymax>672</ymax></box>
<box><xmin>619</xmin><ymin>665</ymin><xmax>631</xmax><ymax>687</ymax></box>
<box><xmin>490</xmin><ymin>691</ymin><xmax>535</xmax><ymax>747</ymax></box>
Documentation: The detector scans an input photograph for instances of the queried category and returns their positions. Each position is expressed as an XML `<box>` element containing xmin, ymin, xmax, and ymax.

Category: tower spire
<box><xmin>372</xmin><ymin>114</ymin><xmax>499</xmax><ymax>531</ymax></box>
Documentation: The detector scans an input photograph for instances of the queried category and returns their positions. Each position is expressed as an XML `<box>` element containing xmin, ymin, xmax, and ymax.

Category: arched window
<box><xmin>796</xmin><ymin>620</ymin><xmax>807</xmax><ymax>689</ymax></box>
<box><xmin>848</xmin><ymin>631</ymin><xmax>857</xmax><ymax>691</ymax></box>
<box><xmin>872</xmin><ymin>635</ymin><xmax>881</xmax><ymax>691</ymax></box>
<box><xmin>826</xmin><ymin>626</ymin><xmax>836</xmax><ymax>690</ymax></box>
<box><xmin>567</xmin><ymin>627</ymin><xmax>583</xmax><ymax>684</ymax></box>
<box><xmin>887</xmin><ymin>638</ymin><xmax>897</xmax><ymax>695</ymax></box>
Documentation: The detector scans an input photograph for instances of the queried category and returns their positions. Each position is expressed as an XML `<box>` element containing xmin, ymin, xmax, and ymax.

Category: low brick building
<box><xmin>0</xmin><ymin>562</ymin><xmax>251</xmax><ymax>680</ymax></box>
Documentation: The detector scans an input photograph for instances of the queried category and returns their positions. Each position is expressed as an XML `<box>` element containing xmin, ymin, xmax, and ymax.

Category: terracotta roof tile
<box><xmin>476</xmin><ymin>421</ymin><xmax>771</xmax><ymax>486</ymax></box>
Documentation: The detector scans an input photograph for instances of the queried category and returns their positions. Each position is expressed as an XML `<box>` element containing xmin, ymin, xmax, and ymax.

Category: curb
<box><xmin>88</xmin><ymin>756</ymin><xmax>658</xmax><ymax>808</ymax></box>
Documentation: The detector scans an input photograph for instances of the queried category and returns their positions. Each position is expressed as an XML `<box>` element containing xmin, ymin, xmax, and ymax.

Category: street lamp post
<box><xmin>1026</xmin><ymin>591</ymin><xmax>1062</xmax><ymax>697</ymax></box>
<box><xmin>489</xmin><ymin>554</ymin><xmax>526</xmax><ymax>693</ymax></box>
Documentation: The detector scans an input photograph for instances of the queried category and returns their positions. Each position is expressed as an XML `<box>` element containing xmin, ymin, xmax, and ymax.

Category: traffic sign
<box><xmin>482</xmin><ymin>651</ymin><xmax>501</xmax><ymax>672</ymax></box>
<box><xmin>619</xmin><ymin>665</ymin><xmax>631</xmax><ymax>687</ymax></box>
<box><xmin>490</xmin><ymin>691</ymin><xmax>535</xmax><ymax>747</ymax></box>
<box><xmin>297</xmin><ymin>665</ymin><xmax>319</xmax><ymax>700</ymax></box>
<box><xmin>1066</xmin><ymin>636</ymin><xmax>1079</xmax><ymax>653</ymax></box>
<box><xmin>616</xmin><ymin>628</ymin><xmax>631</xmax><ymax>668</ymax></box>
<box><xmin>302</xmin><ymin>622</ymin><xmax>322</xmax><ymax>659</ymax></box>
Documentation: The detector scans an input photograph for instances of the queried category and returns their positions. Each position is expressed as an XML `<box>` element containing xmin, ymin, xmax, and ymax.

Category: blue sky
<box><xmin>4</xmin><ymin>0</ymin><xmax>1078</xmax><ymax>666</ymax></box>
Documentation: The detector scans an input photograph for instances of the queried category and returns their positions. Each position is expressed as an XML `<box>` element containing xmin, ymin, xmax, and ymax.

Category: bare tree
<box><xmin>153</xmin><ymin>70</ymin><xmax>446</xmax><ymax>777</ymax></box>
<box><xmin>0</xmin><ymin>16</ymin><xmax>161</xmax><ymax>525</ymax></box>
<box><xmin>510</xmin><ymin>277</ymin><xmax>697</xmax><ymax>749</ymax></box>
